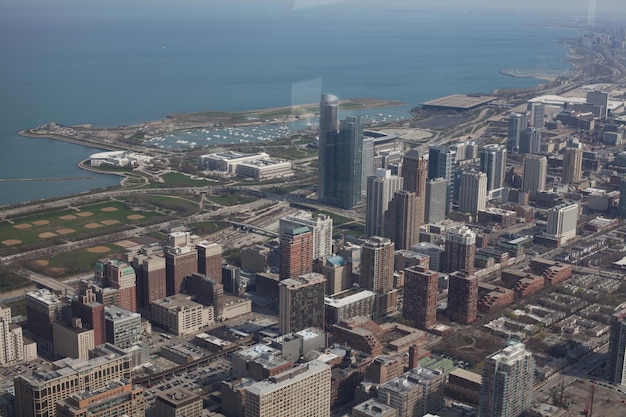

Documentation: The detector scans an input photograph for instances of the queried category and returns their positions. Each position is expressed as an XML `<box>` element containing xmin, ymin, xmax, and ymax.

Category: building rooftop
<box><xmin>325</xmin><ymin>288</ymin><xmax>376</xmax><ymax>308</ymax></box>
<box><xmin>245</xmin><ymin>361</ymin><xmax>329</xmax><ymax>396</ymax></box>
<box><xmin>422</xmin><ymin>94</ymin><xmax>497</xmax><ymax>110</ymax></box>
<box><xmin>352</xmin><ymin>398</ymin><xmax>397</xmax><ymax>416</ymax></box>
<box><xmin>104</xmin><ymin>306</ymin><xmax>140</xmax><ymax>321</ymax></box>
<box><xmin>156</xmin><ymin>387</ymin><xmax>200</xmax><ymax>408</ymax></box>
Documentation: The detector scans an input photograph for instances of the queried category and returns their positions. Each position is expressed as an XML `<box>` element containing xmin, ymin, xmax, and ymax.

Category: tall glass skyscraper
<box><xmin>428</xmin><ymin>145</ymin><xmax>456</xmax><ymax>213</ymax></box>
<box><xmin>318</xmin><ymin>95</ymin><xmax>363</xmax><ymax>209</ymax></box>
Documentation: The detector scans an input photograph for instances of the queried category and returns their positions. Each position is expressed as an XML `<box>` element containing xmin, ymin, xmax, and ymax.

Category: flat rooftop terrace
<box><xmin>422</xmin><ymin>94</ymin><xmax>497</xmax><ymax>110</ymax></box>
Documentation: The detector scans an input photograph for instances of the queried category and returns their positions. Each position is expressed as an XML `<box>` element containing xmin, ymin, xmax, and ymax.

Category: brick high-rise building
<box><xmin>196</xmin><ymin>241</ymin><xmax>223</xmax><ymax>283</ymax></box>
<box><xmin>360</xmin><ymin>237</ymin><xmax>395</xmax><ymax>293</ymax></box>
<box><xmin>165</xmin><ymin>246</ymin><xmax>198</xmax><ymax>296</ymax></box>
<box><xmin>103</xmin><ymin>260</ymin><xmax>137</xmax><ymax>312</ymax></box>
<box><xmin>279</xmin><ymin>273</ymin><xmax>326</xmax><ymax>334</ymax></box>
<box><xmin>184</xmin><ymin>272</ymin><xmax>225</xmax><ymax>318</ymax></box>
<box><xmin>280</xmin><ymin>212</ymin><xmax>333</xmax><ymax>260</ymax></box>
<box><xmin>129</xmin><ymin>249</ymin><xmax>166</xmax><ymax>314</ymax></box>
<box><xmin>444</xmin><ymin>226</ymin><xmax>476</xmax><ymax>274</ymax></box>
<box><xmin>447</xmin><ymin>271</ymin><xmax>478</xmax><ymax>325</ymax></box>
<box><xmin>279</xmin><ymin>226</ymin><xmax>313</xmax><ymax>281</ymax></box>
<box><xmin>72</xmin><ymin>287</ymin><xmax>105</xmax><ymax>346</ymax></box>
<box><xmin>403</xmin><ymin>265</ymin><xmax>438</xmax><ymax>330</ymax></box>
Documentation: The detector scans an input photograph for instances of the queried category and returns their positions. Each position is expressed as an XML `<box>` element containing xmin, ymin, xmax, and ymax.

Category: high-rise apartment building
<box><xmin>128</xmin><ymin>246</ymin><xmax>167</xmax><ymax>314</ymax></box>
<box><xmin>521</xmin><ymin>154</ymin><xmax>547</xmax><ymax>194</ymax></box>
<box><xmin>318</xmin><ymin>98</ymin><xmax>364</xmax><ymax>210</ymax></box>
<box><xmin>528</xmin><ymin>102</ymin><xmax>545</xmax><ymax>128</ymax></box>
<box><xmin>362</xmin><ymin>136</ymin><xmax>376</xmax><ymax>197</ymax></box>
<box><xmin>608</xmin><ymin>308</ymin><xmax>626</xmax><ymax>385</ymax></box>
<box><xmin>428</xmin><ymin>145</ymin><xmax>456</xmax><ymax>213</ymax></box>
<box><xmin>518</xmin><ymin>127</ymin><xmax>542</xmax><ymax>154</ymax></box>
<box><xmin>14</xmin><ymin>353</ymin><xmax>131</xmax><ymax>417</ymax></box>
<box><xmin>443</xmin><ymin>226</ymin><xmax>476</xmax><ymax>274</ymax></box>
<box><xmin>360</xmin><ymin>237</ymin><xmax>395</xmax><ymax>293</ymax></box>
<box><xmin>562</xmin><ymin>147</ymin><xmax>583</xmax><ymax>184</ymax></box>
<box><xmin>384</xmin><ymin>190</ymin><xmax>420</xmax><ymax>250</ymax></box>
<box><xmin>479</xmin><ymin>342</ymin><xmax>535</xmax><ymax>417</ymax></box>
<box><xmin>425</xmin><ymin>178</ymin><xmax>447</xmax><ymax>224</ymax></box>
<box><xmin>279</xmin><ymin>212</ymin><xmax>333</xmax><ymax>259</ymax></box>
<box><xmin>446</xmin><ymin>271</ymin><xmax>478</xmax><ymax>325</ymax></box>
<box><xmin>479</xmin><ymin>144</ymin><xmax>507</xmax><ymax>198</ymax></box>
<box><xmin>366</xmin><ymin>169</ymin><xmax>404</xmax><ymax>237</ymax></box>
<box><xmin>506</xmin><ymin>112</ymin><xmax>528</xmax><ymax>152</ymax></box>
<box><xmin>458</xmin><ymin>170</ymin><xmax>487</xmax><ymax>215</ymax></box>
<box><xmin>279</xmin><ymin>226</ymin><xmax>313</xmax><ymax>281</ymax></box>
<box><xmin>279</xmin><ymin>273</ymin><xmax>326</xmax><ymax>334</ymax></box>
<box><xmin>545</xmin><ymin>201</ymin><xmax>579</xmax><ymax>245</ymax></box>
<box><xmin>0</xmin><ymin>307</ymin><xmax>24</xmax><ymax>366</ymax></box>
<box><xmin>403</xmin><ymin>266</ymin><xmax>438</xmax><ymax>330</ymax></box>
<box><xmin>244</xmin><ymin>360</ymin><xmax>331</xmax><ymax>417</ymax></box>
<box><xmin>196</xmin><ymin>241</ymin><xmax>223</xmax><ymax>283</ymax></box>
<box><xmin>313</xmin><ymin>255</ymin><xmax>350</xmax><ymax>296</ymax></box>
<box><xmin>165</xmin><ymin>246</ymin><xmax>197</xmax><ymax>296</ymax></box>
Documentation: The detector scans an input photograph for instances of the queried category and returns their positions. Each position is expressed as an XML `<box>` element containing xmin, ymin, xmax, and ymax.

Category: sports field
<box><xmin>0</xmin><ymin>201</ymin><xmax>161</xmax><ymax>249</ymax></box>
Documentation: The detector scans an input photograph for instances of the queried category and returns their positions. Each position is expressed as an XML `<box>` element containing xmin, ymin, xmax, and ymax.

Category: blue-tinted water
<box><xmin>0</xmin><ymin>2</ymin><xmax>582</xmax><ymax>206</ymax></box>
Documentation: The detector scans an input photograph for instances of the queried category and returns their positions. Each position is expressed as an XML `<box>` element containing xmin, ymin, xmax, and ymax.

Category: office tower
<box><xmin>479</xmin><ymin>342</ymin><xmax>535</xmax><ymax>417</ymax></box>
<box><xmin>362</xmin><ymin>136</ymin><xmax>376</xmax><ymax>197</ymax></box>
<box><xmin>384</xmin><ymin>190</ymin><xmax>420</xmax><ymax>250</ymax></box>
<box><xmin>279</xmin><ymin>226</ymin><xmax>313</xmax><ymax>281</ymax></box>
<box><xmin>447</xmin><ymin>271</ymin><xmax>478</xmax><ymax>325</ymax></box>
<box><xmin>518</xmin><ymin>127</ymin><xmax>542</xmax><ymax>154</ymax></box>
<box><xmin>458</xmin><ymin>170</ymin><xmax>487</xmax><ymax>215</ymax></box>
<box><xmin>196</xmin><ymin>241</ymin><xmax>223</xmax><ymax>283</ymax></box>
<box><xmin>244</xmin><ymin>361</ymin><xmax>331</xmax><ymax>417</ymax></box>
<box><xmin>72</xmin><ymin>287</ymin><xmax>105</xmax><ymax>346</ymax></box>
<box><xmin>528</xmin><ymin>102</ymin><xmax>545</xmax><ymax>128</ymax></box>
<box><xmin>608</xmin><ymin>308</ymin><xmax>626</xmax><ymax>385</ymax></box>
<box><xmin>366</xmin><ymin>169</ymin><xmax>404</xmax><ymax>237</ymax></box>
<box><xmin>587</xmin><ymin>90</ymin><xmax>609</xmax><ymax>118</ymax></box>
<box><xmin>506</xmin><ymin>112</ymin><xmax>528</xmax><ymax>152</ymax></box>
<box><xmin>25</xmin><ymin>289</ymin><xmax>68</xmax><ymax>356</ymax></box>
<box><xmin>479</xmin><ymin>144</ymin><xmax>507</xmax><ymax>195</ymax></box>
<box><xmin>318</xmin><ymin>93</ymin><xmax>339</xmax><ymax>203</ymax></box>
<box><xmin>129</xmin><ymin>246</ymin><xmax>167</xmax><ymax>313</ymax></box>
<box><xmin>401</xmin><ymin>149</ymin><xmax>427</xmax><ymax>226</ymax></box>
<box><xmin>56</xmin><ymin>379</ymin><xmax>145</xmax><ymax>417</ymax></box>
<box><xmin>104</xmin><ymin>306</ymin><xmax>142</xmax><ymax>348</ymax></box>
<box><xmin>562</xmin><ymin>147</ymin><xmax>583</xmax><ymax>184</ymax></box>
<box><xmin>521</xmin><ymin>154</ymin><xmax>547</xmax><ymax>194</ymax></box>
<box><xmin>360</xmin><ymin>237</ymin><xmax>395</xmax><ymax>293</ymax></box>
<box><xmin>318</xmin><ymin>98</ymin><xmax>364</xmax><ymax>210</ymax></box>
<box><xmin>184</xmin><ymin>272</ymin><xmax>225</xmax><ymax>317</ymax></box>
<box><xmin>98</xmin><ymin>260</ymin><xmax>137</xmax><ymax>312</ymax></box>
<box><xmin>279</xmin><ymin>273</ymin><xmax>326</xmax><ymax>334</ymax></box>
<box><xmin>425</xmin><ymin>178</ymin><xmax>447</xmax><ymax>224</ymax></box>
<box><xmin>403</xmin><ymin>266</ymin><xmax>438</xmax><ymax>330</ymax></box>
<box><xmin>155</xmin><ymin>388</ymin><xmax>202</xmax><ymax>417</ymax></box>
<box><xmin>443</xmin><ymin>226</ymin><xmax>476</xmax><ymax>274</ymax></box>
<box><xmin>0</xmin><ymin>307</ymin><xmax>24</xmax><ymax>365</ymax></box>
<box><xmin>428</xmin><ymin>145</ymin><xmax>456</xmax><ymax>213</ymax></box>
<box><xmin>376</xmin><ymin>367</ymin><xmax>445</xmax><ymax>417</ymax></box>
<box><xmin>279</xmin><ymin>212</ymin><xmax>333</xmax><ymax>259</ymax></box>
<box><xmin>545</xmin><ymin>201</ymin><xmax>579</xmax><ymax>245</ymax></box>
<box><xmin>14</xmin><ymin>353</ymin><xmax>130</xmax><ymax>417</ymax></box>
<box><xmin>165</xmin><ymin>246</ymin><xmax>197</xmax><ymax>296</ymax></box>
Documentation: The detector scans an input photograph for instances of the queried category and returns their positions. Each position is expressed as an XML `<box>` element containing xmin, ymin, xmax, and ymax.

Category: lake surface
<box><xmin>0</xmin><ymin>2</ymin><xmax>582</xmax><ymax>206</ymax></box>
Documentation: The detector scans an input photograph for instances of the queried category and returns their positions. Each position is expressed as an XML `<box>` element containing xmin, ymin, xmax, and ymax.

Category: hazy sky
<box><xmin>2</xmin><ymin>0</ymin><xmax>625</xmax><ymax>19</ymax></box>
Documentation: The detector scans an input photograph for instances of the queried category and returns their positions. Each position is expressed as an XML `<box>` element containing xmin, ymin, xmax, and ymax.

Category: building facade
<box><xmin>479</xmin><ymin>342</ymin><xmax>535</xmax><ymax>417</ymax></box>
<box><xmin>428</xmin><ymin>145</ymin><xmax>456</xmax><ymax>213</ymax></box>
<box><xmin>458</xmin><ymin>171</ymin><xmax>487</xmax><ymax>215</ymax></box>
<box><xmin>479</xmin><ymin>144</ymin><xmax>507</xmax><ymax>198</ymax></box>
<box><xmin>366</xmin><ymin>169</ymin><xmax>404</xmax><ymax>238</ymax></box>
<box><xmin>425</xmin><ymin>178</ymin><xmax>448</xmax><ymax>224</ymax></box>
<box><xmin>562</xmin><ymin>147</ymin><xmax>583</xmax><ymax>184</ymax></box>
<box><xmin>280</xmin><ymin>212</ymin><xmax>333</xmax><ymax>260</ymax></box>
<box><xmin>443</xmin><ymin>226</ymin><xmax>476</xmax><ymax>274</ymax></box>
<box><xmin>403</xmin><ymin>266</ymin><xmax>438</xmax><ymax>330</ymax></box>
<box><xmin>384</xmin><ymin>190</ymin><xmax>420</xmax><ymax>250</ymax></box>
<box><xmin>521</xmin><ymin>154</ymin><xmax>547</xmax><ymax>194</ymax></box>
<box><xmin>196</xmin><ymin>241</ymin><xmax>223</xmax><ymax>283</ymax></box>
<box><xmin>608</xmin><ymin>308</ymin><xmax>626</xmax><ymax>385</ymax></box>
<box><xmin>447</xmin><ymin>271</ymin><xmax>478</xmax><ymax>325</ymax></box>
<box><xmin>279</xmin><ymin>273</ymin><xmax>326</xmax><ymax>334</ymax></box>
<box><xmin>279</xmin><ymin>226</ymin><xmax>313</xmax><ymax>281</ymax></box>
